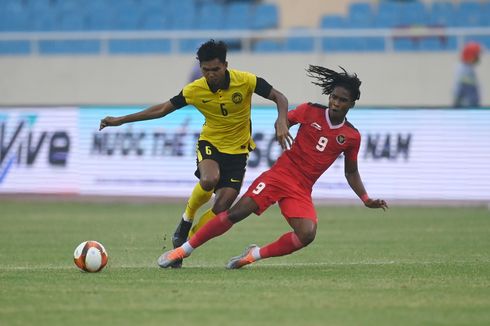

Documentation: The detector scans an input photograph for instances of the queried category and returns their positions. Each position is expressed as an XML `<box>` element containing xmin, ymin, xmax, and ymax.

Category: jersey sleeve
<box><xmin>254</xmin><ymin>77</ymin><xmax>273</xmax><ymax>98</ymax></box>
<box><xmin>344</xmin><ymin>133</ymin><xmax>361</xmax><ymax>162</ymax></box>
<box><xmin>237</xmin><ymin>70</ymin><xmax>257</xmax><ymax>97</ymax></box>
<box><xmin>169</xmin><ymin>90</ymin><xmax>188</xmax><ymax>109</ymax></box>
<box><xmin>287</xmin><ymin>103</ymin><xmax>309</xmax><ymax>126</ymax></box>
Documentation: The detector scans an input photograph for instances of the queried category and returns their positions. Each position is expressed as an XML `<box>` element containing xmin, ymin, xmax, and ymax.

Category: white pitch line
<box><xmin>0</xmin><ymin>260</ymin><xmax>487</xmax><ymax>271</ymax></box>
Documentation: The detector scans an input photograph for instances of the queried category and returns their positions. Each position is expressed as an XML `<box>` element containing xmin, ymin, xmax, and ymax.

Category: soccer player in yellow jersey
<box><xmin>99</xmin><ymin>40</ymin><xmax>292</xmax><ymax>267</ymax></box>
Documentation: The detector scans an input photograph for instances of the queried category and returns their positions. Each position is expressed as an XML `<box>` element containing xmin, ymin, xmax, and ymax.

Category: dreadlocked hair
<box><xmin>306</xmin><ymin>65</ymin><xmax>361</xmax><ymax>101</ymax></box>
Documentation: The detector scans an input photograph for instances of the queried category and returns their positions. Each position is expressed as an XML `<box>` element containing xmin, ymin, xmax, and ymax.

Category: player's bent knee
<box><xmin>296</xmin><ymin>229</ymin><xmax>316</xmax><ymax>247</ymax></box>
<box><xmin>290</xmin><ymin>218</ymin><xmax>317</xmax><ymax>246</ymax></box>
<box><xmin>200</xmin><ymin>176</ymin><xmax>219</xmax><ymax>191</ymax></box>
<box><xmin>302</xmin><ymin>233</ymin><xmax>316</xmax><ymax>247</ymax></box>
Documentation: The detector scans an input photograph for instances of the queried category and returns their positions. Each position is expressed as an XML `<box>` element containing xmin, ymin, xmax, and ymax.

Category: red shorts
<box><xmin>243</xmin><ymin>168</ymin><xmax>317</xmax><ymax>223</ymax></box>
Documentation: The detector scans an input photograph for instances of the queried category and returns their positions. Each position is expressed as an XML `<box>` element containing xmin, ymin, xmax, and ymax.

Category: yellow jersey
<box><xmin>171</xmin><ymin>69</ymin><xmax>272</xmax><ymax>154</ymax></box>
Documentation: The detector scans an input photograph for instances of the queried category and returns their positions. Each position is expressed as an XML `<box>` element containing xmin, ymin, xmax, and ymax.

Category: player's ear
<box><xmin>224</xmin><ymin>61</ymin><xmax>228</xmax><ymax>68</ymax></box>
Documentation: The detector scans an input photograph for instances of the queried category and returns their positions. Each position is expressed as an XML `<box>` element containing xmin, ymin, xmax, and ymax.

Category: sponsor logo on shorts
<box><xmin>230</xmin><ymin>178</ymin><xmax>241</xmax><ymax>183</ymax></box>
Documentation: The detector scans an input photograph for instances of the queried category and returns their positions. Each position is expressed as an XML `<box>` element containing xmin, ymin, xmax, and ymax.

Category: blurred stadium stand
<box><xmin>0</xmin><ymin>0</ymin><xmax>489</xmax><ymax>55</ymax></box>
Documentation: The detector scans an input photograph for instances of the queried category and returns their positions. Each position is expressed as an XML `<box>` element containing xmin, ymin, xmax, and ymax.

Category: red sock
<box><xmin>189</xmin><ymin>211</ymin><xmax>233</xmax><ymax>248</ymax></box>
<box><xmin>259</xmin><ymin>232</ymin><xmax>304</xmax><ymax>259</ymax></box>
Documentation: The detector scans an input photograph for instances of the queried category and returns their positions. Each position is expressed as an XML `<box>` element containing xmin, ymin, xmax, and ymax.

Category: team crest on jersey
<box><xmin>310</xmin><ymin>122</ymin><xmax>322</xmax><ymax>130</ymax></box>
<box><xmin>336</xmin><ymin>135</ymin><xmax>346</xmax><ymax>144</ymax></box>
<box><xmin>232</xmin><ymin>92</ymin><xmax>243</xmax><ymax>104</ymax></box>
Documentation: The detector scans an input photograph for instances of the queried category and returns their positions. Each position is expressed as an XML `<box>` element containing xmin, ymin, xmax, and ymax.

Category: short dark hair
<box><xmin>306</xmin><ymin>65</ymin><xmax>361</xmax><ymax>101</ymax></box>
<box><xmin>196</xmin><ymin>39</ymin><xmax>227</xmax><ymax>63</ymax></box>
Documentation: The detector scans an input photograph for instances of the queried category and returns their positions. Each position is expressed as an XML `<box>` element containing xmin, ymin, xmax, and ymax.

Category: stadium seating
<box><xmin>253</xmin><ymin>39</ymin><xmax>284</xmax><ymax>53</ymax></box>
<box><xmin>285</xmin><ymin>36</ymin><xmax>315</xmax><ymax>52</ymax></box>
<box><xmin>347</xmin><ymin>2</ymin><xmax>374</xmax><ymax>29</ymax></box>
<box><xmin>179</xmin><ymin>38</ymin><xmax>209</xmax><ymax>53</ymax></box>
<box><xmin>320</xmin><ymin>0</ymin><xmax>489</xmax><ymax>53</ymax></box>
<box><xmin>0</xmin><ymin>0</ymin><xmax>489</xmax><ymax>55</ymax></box>
<box><xmin>464</xmin><ymin>35</ymin><xmax>490</xmax><ymax>49</ymax></box>
<box><xmin>39</xmin><ymin>40</ymin><xmax>100</xmax><ymax>55</ymax></box>
<box><xmin>224</xmin><ymin>3</ymin><xmax>253</xmax><ymax>30</ymax></box>
<box><xmin>428</xmin><ymin>1</ymin><xmax>458</xmax><ymax>27</ymax></box>
<box><xmin>368</xmin><ymin>0</ymin><xmax>489</xmax><ymax>29</ymax></box>
<box><xmin>320</xmin><ymin>15</ymin><xmax>346</xmax><ymax>29</ymax></box>
<box><xmin>196</xmin><ymin>3</ymin><xmax>225</xmax><ymax>30</ymax></box>
<box><xmin>109</xmin><ymin>39</ymin><xmax>171</xmax><ymax>54</ymax></box>
<box><xmin>251</xmin><ymin>4</ymin><xmax>279</xmax><ymax>30</ymax></box>
<box><xmin>0</xmin><ymin>0</ymin><xmax>276</xmax><ymax>32</ymax></box>
<box><xmin>0</xmin><ymin>40</ymin><xmax>30</xmax><ymax>55</ymax></box>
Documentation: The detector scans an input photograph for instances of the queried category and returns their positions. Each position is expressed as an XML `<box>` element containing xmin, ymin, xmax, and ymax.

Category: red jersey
<box><xmin>274</xmin><ymin>102</ymin><xmax>361</xmax><ymax>189</ymax></box>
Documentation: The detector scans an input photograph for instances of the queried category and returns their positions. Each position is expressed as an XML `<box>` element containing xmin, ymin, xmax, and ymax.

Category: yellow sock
<box><xmin>188</xmin><ymin>208</ymin><xmax>216</xmax><ymax>238</ymax></box>
<box><xmin>184</xmin><ymin>183</ymin><xmax>213</xmax><ymax>221</ymax></box>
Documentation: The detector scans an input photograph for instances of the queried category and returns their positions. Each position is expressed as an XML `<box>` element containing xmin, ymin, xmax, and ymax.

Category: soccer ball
<box><xmin>73</xmin><ymin>240</ymin><xmax>108</xmax><ymax>272</ymax></box>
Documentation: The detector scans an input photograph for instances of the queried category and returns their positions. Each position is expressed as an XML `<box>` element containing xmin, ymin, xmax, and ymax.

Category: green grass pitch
<box><xmin>1</xmin><ymin>200</ymin><xmax>489</xmax><ymax>326</ymax></box>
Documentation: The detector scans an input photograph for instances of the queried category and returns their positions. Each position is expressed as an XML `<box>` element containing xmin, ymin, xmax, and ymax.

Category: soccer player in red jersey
<box><xmin>158</xmin><ymin>65</ymin><xmax>388</xmax><ymax>269</ymax></box>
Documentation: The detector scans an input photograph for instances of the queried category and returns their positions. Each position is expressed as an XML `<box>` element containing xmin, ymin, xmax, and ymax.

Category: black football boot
<box><xmin>170</xmin><ymin>218</ymin><xmax>192</xmax><ymax>268</ymax></box>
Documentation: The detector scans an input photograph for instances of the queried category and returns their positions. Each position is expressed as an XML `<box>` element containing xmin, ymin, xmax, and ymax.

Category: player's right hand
<box><xmin>274</xmin><ymin>119</ymin><xmax>293</xmax><ymax>150</ymax></box>
<box><xmin>364</xmin><ymin>198</ymin><xmax>388</xmax><ymax>211</ymax></box>
<box><xmin>99</xmin><ymin>116</ymin><xmax>122</xmax><ymax>131</ymax></box>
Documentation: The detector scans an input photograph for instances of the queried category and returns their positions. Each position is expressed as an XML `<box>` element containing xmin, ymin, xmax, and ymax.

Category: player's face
<box><xmin>200</xmin><ymin>58</ymin><xmax>228</xmax><ymax>89</ymax></box>
<box><xmin>328</xmin><ymin>86</ymin><xmax>355</xmax><ymax>122</ymax></box>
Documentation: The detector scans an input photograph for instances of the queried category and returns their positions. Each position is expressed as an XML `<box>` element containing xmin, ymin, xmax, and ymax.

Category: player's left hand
<box><xmin>364</xmin><ymin>198</ymin><xmax>388</xmax><ymax>210</ymax></box>
<box><xmin>275</xmin><ymin>119</ymin><xmax>293</xmax><ymax>150</ymax></box>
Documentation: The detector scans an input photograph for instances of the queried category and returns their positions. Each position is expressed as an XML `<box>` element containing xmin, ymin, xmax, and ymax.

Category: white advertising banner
<box><xmin>0</xmin><ymin>108</ymin><xmax>78</xmax><ymax>193</ymax></box>
<box><xmin>313</xmin><ymin>109</ymin><xmax>490</xmax><ymax>201</ymax></box>
<box><xmin>79</xmin><ymin>107</ymin><xmax>205</xmax><ymax>196</ymax></box>
<box><xmin>80</xmin><ymin>106</ymin><xmax>490</xmax><ymax>201</ymax></box>
<box><xmin>2</xmin><ymin>106</ymin><xmax>489</xmax><ymax>201</ymax></box>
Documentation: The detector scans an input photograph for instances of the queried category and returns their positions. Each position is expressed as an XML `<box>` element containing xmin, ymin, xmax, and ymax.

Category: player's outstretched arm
<box><xmin>268</xmin><ymin>88</ymin><xmax>293</xmax><ymax>149</ymax></box>
<box><xmin>344</xmin><ymin>158</ymin><xmax>388</xmax><ymax>210</ymax></box>
<box><xmin>99</xmin><ymin>101</ymin><xmax>177</xmax><ymax>131</ymax></box>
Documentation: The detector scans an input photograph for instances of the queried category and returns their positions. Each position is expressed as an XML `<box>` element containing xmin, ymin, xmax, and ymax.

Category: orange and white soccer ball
<box><xmin>73</xmin><ymin>241</ymin><xmax>108</xmax><ymax>272</ymax></box>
